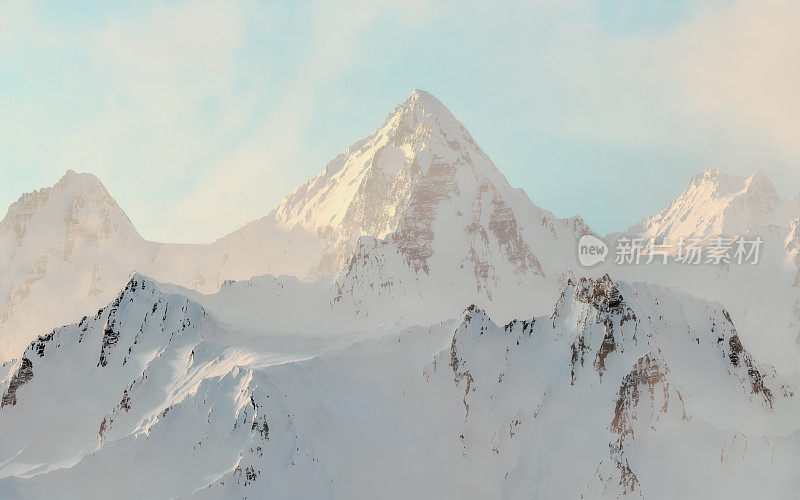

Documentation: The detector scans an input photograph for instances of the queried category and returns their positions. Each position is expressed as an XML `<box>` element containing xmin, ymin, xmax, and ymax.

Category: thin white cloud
<box><xmin>171</xmin><ymin>0</ymin><xmax>443</xmax><ymax>241</ymax></box>
<box><xmin>93</xmin><ymin>0</ymin><xmax>248</xmax><ymax>117</ymax></box>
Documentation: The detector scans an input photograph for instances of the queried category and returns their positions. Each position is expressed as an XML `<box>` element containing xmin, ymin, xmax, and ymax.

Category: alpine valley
<box><xmin>2</xmin><ymin>90</ymin><xmax>800</xmax><ymax>499</ymax></box>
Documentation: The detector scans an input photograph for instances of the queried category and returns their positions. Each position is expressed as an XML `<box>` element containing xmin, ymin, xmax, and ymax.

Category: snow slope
<box><xmin>1</xmin><ymin>274</ymin><xmax>798</xmax><ymax>499</ymax></box>
<box><xmin>4</xmin><ymin>89</ymin><xmax>800</xmax><ymax>499</ymax></box>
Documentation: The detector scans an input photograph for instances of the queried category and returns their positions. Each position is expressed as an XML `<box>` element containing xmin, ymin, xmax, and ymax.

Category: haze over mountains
<box><xmin>612</xmin><ymin>167</ymin><xmax>800</xmax><ymax>371</ymax></box>
<box><xmin>0</xmin><ymin>90</ymin><xmax>589</xmax><ymax>361</ymax></box>
<box><xmin>2</xmin><ymin>90</ymin><xmax>800</xmax><ymax>499</ymax></box>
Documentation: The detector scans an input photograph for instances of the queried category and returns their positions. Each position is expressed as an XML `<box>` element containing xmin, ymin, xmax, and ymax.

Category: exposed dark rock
<box><xmin>118</xmin><ymin>389</ymin><xmax>132</xmax><ymax>412</ymax></box>
<box><xmin>2</xmin><ymin>357</ymin><xmax>34</xmax><ymax>408</ymax></box>
<box><xmin>722</xmin><ymin>313</ymin><xmax>774</xmax><ymax>408</ymax></box>
<box><xmin>32</xmin><ymin>330</ymin><xmax>56</xmax><ymax>358</ymax></box>
<box><xmin>594</xmin><ymin>326</ymin><xmax>617</xmax><ymax>376</ymax></box>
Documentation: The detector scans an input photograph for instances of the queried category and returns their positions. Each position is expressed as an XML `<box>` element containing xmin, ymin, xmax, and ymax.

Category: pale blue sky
<box><xmin>2</xmin><ymin>0</ymin><xmax>799</xmax><ymax>242</ymax></box>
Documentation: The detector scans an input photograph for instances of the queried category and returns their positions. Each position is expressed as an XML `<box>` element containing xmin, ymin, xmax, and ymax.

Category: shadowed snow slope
<box><xmin>1</xmin><ymin>274</ymin><xmax>799</xmax><ymax>499</ymax></box>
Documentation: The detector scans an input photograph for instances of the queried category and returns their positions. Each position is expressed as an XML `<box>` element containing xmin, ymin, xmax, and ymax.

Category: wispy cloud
<box><xmin>171</xmin><ymin>0</ymin><xmax>442</xmax><ymax>241</ymax></box>
<box><xmin>665</xmin><ymin>0</ymin><xmax>800</xmax><ymax>164</ymax></box>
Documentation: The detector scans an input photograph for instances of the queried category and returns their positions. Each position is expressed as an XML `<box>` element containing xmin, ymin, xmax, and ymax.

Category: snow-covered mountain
<box><xmin>629</xmin><ymin>168</ymin><xmax>800</xmax><ymax>244</ymax></box>
<box><xmin>2</xmin><ymin>274</ymin><xmax>798</xmax><ymax>499</ymax></box>
<box><xmin>593</xmin><ymin>168</ymin><xmax>800</xmax><ymax>373</ymax></box>
<box><xmin>328</xmin><ymin>90</ymin><xmax>589</xmax><ymax>324</ymax></box>
<box><xmin>0</xmin><ymin>171</ymin><xmax>154</xmax><ymax>361</ymax></box>
<box><xmin>0</xmin><ymin>90</ymin><xmax>589</xmax><ymax>362</ymax></box>
<box><xmin>268</xmin><ymin>90</ymin><xmax>587</xmax><ymax>280</ymax></box>
<box><xmin>6</xmin><ymin>88</ymin><xmax>800</xmax><ymax>499</ymax></box>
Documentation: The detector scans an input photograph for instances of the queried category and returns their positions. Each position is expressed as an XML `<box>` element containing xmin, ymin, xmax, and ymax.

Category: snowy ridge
<box><xmin>5</xmin><ymin>90</ymin><xmax>800</xmax><ymax>498</ymax></box>
<box><xmin>0</xmin><ymin>273</ymin><xmax>332</xmax><ymax>498</ymax></box>
<box><xmin>413</xmin><ymin>276</ymin><xmax>798</xmax><ymax>498</ymax></box>
<box><xmin>2</xmin><ymin>274</ymin><xmax>800</xmax><ymax>498</ymax></box>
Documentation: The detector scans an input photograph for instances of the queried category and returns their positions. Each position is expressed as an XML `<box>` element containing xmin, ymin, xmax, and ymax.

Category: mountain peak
<box><xmin>690</xmin><ymin>167</ymin><xmax>721</xmax><ymax>186</ymax></box>
<box><xmin>403</xmin><ymin>89</ymin><xmax>450</xmax><ymax>115</ymax></box>
<box><xmin>688</xmin><ymin>168</ymin><xmax>778</xmax><ymax>199</ymax></box>
<box><xmin>632</xmin><ymin>168</ymin><xmax>796</xmax><ymax>241</ymax></box>
<box><xmin>260</xmin><ymin>89</ymin><xmax>562</xmax><ymax>284</ymax></box>
<box><xmin>54</xmin><ymin>169</ymin><xmax>108</xmax><ymax>194</ymax></box>
<box><xmin>387</xmin><ymin>89</ymin><xmax>465</xmax><ymax>140</ymax></box>
<box><xmin>0</xmin><ymin>169</ymin><xmax>139</xmax><ymax>245</ymax></box>
<box><xmin>743</xmin><ymin>170</ymin><xmax>778</xmax><ymax>198</ymax></box>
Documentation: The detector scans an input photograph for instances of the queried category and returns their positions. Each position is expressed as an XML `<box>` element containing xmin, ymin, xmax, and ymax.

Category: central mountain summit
<box><xmin>239</xmin><ymin>89</ymin><xmax>586</xmax><ymax>282</ymax></box>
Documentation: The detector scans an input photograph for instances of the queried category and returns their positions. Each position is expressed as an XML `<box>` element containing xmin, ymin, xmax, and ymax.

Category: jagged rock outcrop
<box><xmin>414</xmin><ymin>276</ymin><xmax>794</xmax><ymax>498</ymax></box>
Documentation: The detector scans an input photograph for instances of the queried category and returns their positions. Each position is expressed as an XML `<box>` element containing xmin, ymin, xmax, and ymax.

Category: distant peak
<box><xmin>690</xmin><ymin>167</ymin><xmax>723</xmax><ymax>186</ymax></box>
<box><xmin>687</xmin><ymin>168</ymin><xmax>777</xmax><ymax>198</ymax></box>
<box><xmin>745</xmin><ymin>170</ymin><xmax>776</xmax><ymax>190</ymax></box>
<box><xmin>54</xmin><ymin>169</ymin><xmax>108</xmax><ymax>193</ymax></box>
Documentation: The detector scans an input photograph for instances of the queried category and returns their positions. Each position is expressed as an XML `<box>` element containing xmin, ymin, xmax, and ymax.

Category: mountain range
<box><xmin>0</xmin><ymin>90</ymin><xmax>589</xmax><ymax>361</ymax></box>
<box><xmin>2</xmin><ymin>90</ymin><xmax>800</xmax><ymax>499</ymax></box>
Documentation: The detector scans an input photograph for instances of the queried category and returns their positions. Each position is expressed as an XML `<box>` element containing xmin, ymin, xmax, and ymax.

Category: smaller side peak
<box><xmin>1</xmin><ymin>170</ymin><xmax>119</xmax><ymax>230</ymax></box>
<box><xmin>460</xmin><ymin>303</ymin><xmax>489</xmax><ymax>323</ymax></box>
<box><xmin>121</xmin><ymin>271</ymin><xmax>160</xmax><ymax>294</ymax></box>
<box><xmin>464</xmin><ymin>303</ymin><xmax>486</xmax><ymax>316</ymax></box>
<box><xmin>127</xmin><ymin>270</ymin><xmax>151</xmax><ymax>285</ymax></box>
<box><xmin>120</xmin><ymin>271</ymin><xmax>184</xmax><ymax>299</ymax></box>
<box><xmin>690</xmin><ymin>167</ymin><xmax>723</xmax><ymax>186</ymax></box>
<box><xmin>744</xmin><ymin>169</ymin><xmax>777</xmax><ymax>193</ymax></box>
<box><xmin>54</xmin><ymin>169</ymin><xmax>107</xmax><ymax>193</ymax></box>
<box><xmin>686</xmin><ymin>168</ymin><xmax>774</xmax><ymax>199</ymax></box>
